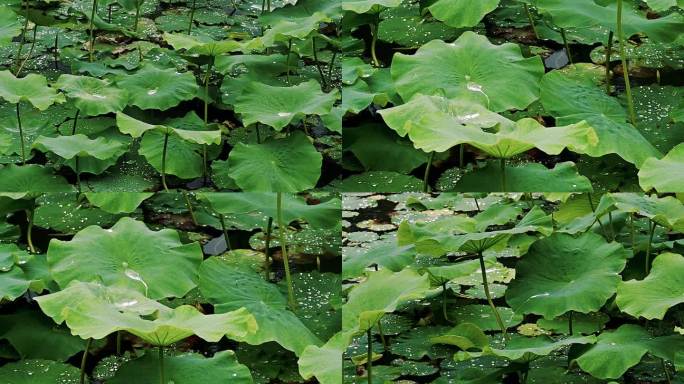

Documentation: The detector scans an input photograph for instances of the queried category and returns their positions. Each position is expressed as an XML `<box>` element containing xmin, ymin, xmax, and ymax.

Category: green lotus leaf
<box><xmin>0</xmin><ymin>359</ymin><xmax>80</xmax><ymax>383</ymax></box>
<box><xmin>450</xmin><ymin>304</ymin><xmax>523</xmax><ymax>331</ymax></box>
<box><xmin>644</xmin><ymin>0</ymin><xmax>684</xmax><ymax>11</ymax></box>
<box><xmin>227</xmin><ymin>132</ymin><xmax>322</xmax><ymax>192</ymax></box>
<box><xmin>299</xmin><ymin>331</ymin><xmax>350</xmax><ymax>384</ymax></box>
<box><xmin>341</xmin><ymin>80</ymin><xmax>389</xmax><ymax>114</ymax></box>
<box><xmin>506</xmin><ymin>232</ymin><xmax>628</xmax><ymax>319</ymax></box>
<box><xmin>456</xmin><ymin>334</ymin><xmax>596</xmax><ymax>361</ymax></box>
<box><xmin>32</xmin><ymin>134</ymin><xmax>127</xmax><ymax>161</ymax></box>
<box><xmin>47</xmin><ymin>217</ymin><xmax>203</xmax><ymax>299</ymax></box>
<box><xmin>33</xmin><ymin>193</ymin><xmax>124</xmax><ymax>234</ymax></box>
<box><xmin>0</xmin><ymin>71</ymin><xmax>65</xmax><ymax>110</ymax></box>
<box><xmin>342</xmin><ymin>0</ymin><xmax>401</xmax><ymax>13</ymax></box>
<box><xmin>234</xmin><ymin>80</ymin><xmax>338</xmax><ymax>131</ymax></box>
<box><xmin>1</xmin><ymin>265</ymin><xmax>31</xmax><ymax>301</ymax></box>
<box><xmin>616</xmin><ymin>252</ymin><xmax>684</xmax><ymax>320</ymax></box>
<box><xmin>109</xmin><ymin>351</ymin><xmax>253</xmax><ymax>384</ymax></box>
<box><xmin>537</xmin><ymin>312</ymin><xmax>609</xmax><ymax>335</ymax></box>
<box><xmin>596</xmin><ymin>193</ymin><xmax>684</xmax><ymax>230</ymax></box>
<box><xmin>0</xmin><ymin>164</ymin><xmax>73</xmax><ymax>198</ymax></box>
<box><xmin>54</xmin><ymin>74</ymin><xmax>128</xmax><ymax>116</ymax></box>
<box><xmin>0</xmin><ymin>112</ymin><xmax>52</xmax><ymax>160</ymax></box>
<box><xmin>638</xmin><ymin>143</ymin><xmax>684</xmax><ymax>192</ymax></box>
<box><xmin>342</xmin><ymin>242</ymin><xmax>416</xmax><ymax>279</ymax></box>
<box><xmin>0</xmin><ymin>309</ymin><xmax>87</xmax><ymax>361</ymax></box>
<box><xmin>261</xmin><ymin>13</ymin><xmax>330</xmax><ymax>46</ymax></box>
<box><xmin>197</xmin><ymin>193</ymin><xmax>341</xmax><ymax>228</ymax></box>
<box><xmin>342</xmin><ymin>268</ymin><xmax>430</xmax><ymax>333</ymax></box>
<box><xmin>163</xmin><ymin>32</ymin><xmax>244</xmax><ymax>56</ymax></box>
<box><xmin>0</xmin><ymin>8</ymin><xmax>22</xmax><ymax>46</ymax></box>
<box><xmin>117</xmin><ymin>66</ymin><xmax>199</xmax><ymax>111</ymax></box>
<box><xmin>116</xmin><ymin>112</ymin><xmax>221</xmax><ymax>145</ymax></box>
<box><xmin>533</xmin><ymin>0</ymin><xmax>684</xmax><ymax>43</ymax></box>
<box><xmin>575</xmin><ymin>324</ymin><xmax>684</xmax><ymax>379</ymax></box>
<box><xmin>199</xmin><ymin>257</ymin><xmax>321</xmax><ymax>356</ymax></box>
<box><xmin>139</xmin><ymin>132</ymin><xmax>204</xmax><ymax>179</ymax></box>
<box><xmin>391</xmin><ymin>32</ymin><xmax>544</xmax><ymax>112</ymax></box>
<box><xmin>428</xmin><ymin>0</ymin><xmax>500</xmax><ymax>28</ymax></box>
<box><xmin>260</xmin><ymin>0</ymin><xmax>342</xmax><ymax>24</ymax></box>
<box><xmin>430</xmin><ymin>323</ymin><xmax>489</xmax><ymax>350</ymax></box>
<box><xmin>339</xmin><ymin>171</ymin><xmax>423</xmax><ymax>192</ymax></box>
<box><xmin>35</xmin><ymin>281</ymin><xmax>256</xmax><ymax>345</ymax></box>
<box><xmin>84</xmin><ymin>192</ymin><xmax>154</xmax><ymax>214</ymax></box>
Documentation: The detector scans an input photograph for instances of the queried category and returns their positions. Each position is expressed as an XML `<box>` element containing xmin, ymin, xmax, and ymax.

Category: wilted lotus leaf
<box><xmin>117</xmin><ymin>66</ymin><xmax>199</xmax><ymax>111</ymax></box>
<box><xmin>391</xmin><ymin>32</ymin><xmax>544</xmax><ymax>112</ymax></box>
<box><xmin>506</xmin><ymin>232</ymin><xmax>629</xmax><ymax>319</ymax></box>
<box><xmin>47</xmin><ymin>217</ymin><xmax>203</xmax><ymax>299</ymax></box>
<box><xmin>0</xmin><ymin>71</ymin><xmax>64</xmax><ymax>110</ymax></box>
<box><xmin>35</xmin><ymin>281</ymin><xmax>257</xmax><ymax>345</ymax></box>
<box><xmin>54</xmin><ymin>74</ymin><xmax>128</xmax><ymax>116</ymax></box>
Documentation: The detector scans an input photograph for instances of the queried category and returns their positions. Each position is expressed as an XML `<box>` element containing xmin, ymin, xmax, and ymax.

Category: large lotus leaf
<box><xmin>0</xmin><ymin>164</ymin><xmax>73</xmax><ymax>198</ymax></box>
<box><xmin>260</xmin><ymin>0</ymin><xmax>343</xmax><ymax>24</ymax></box>
<box><xmin>163</xmin><ymin>33</ymin><xmax>244</xmax><ymax>56</ymax></box>
<box><xmin>199</xmin><ymin>258</ymin><xmax>321</xmax><ymax>356</ymax></box>
<box><xmin>645</xmin><ymin>0</ymin><xmax>684</xmax><ymax>11</ymax></box>
<box><xmin>139</xmin><ymin>132</ymin><xmax>204</xmax><ymax>179</ymax></box>
<box><xmin>342</xmin><ymin>243</ymin><xmax>416</xmax><ymax>279</ymax></box>
<box><xmin>638</xmin><ymin>143</ymin><xmax>684</xmax><ymax>192</ymax></box>
<box><xmin>391</xmin><ymin>32</ymin><xmax>544</xmax><ymax>112</ymax></box>
<box><xmin>35</xmin><ymin>281</ymin><xmax>256</xmax><ymax>345</ymax></box>
<box><xmin>342</xmin><ymin>268</ymin><xmax>430</xmax><ymax>333</ymax></box>
<box><xmin>378</xmin><ymin>0</ymin><xmax>463</xmax><ymax>47</ymax></box>
<box><xmin>575</xmin><ymin>324</ymin><xmax>684</xmax><ymax>379</ymax></box>
<box><xmin>506</xmin><ymin>232</ymin><xmax>628</xmax><ymax>319</ymax></box>
<box><xmin>596</xmin><ymin>193</ymin><xmax>684</xmax><ymax>230</ymax></box>
<box><xmin>338</xmin><ymin>171</ymin><xmax>423</xmax><ymax>192</ymax></box>
<box><xmin>345</xmin><ymin>123</ymin><xmax>427</xmax><ymax>174</ymax></box>
<box><xmin>0</xmin><ymin>359</ymin><xmax>80</xmax><ymax>383</ymax></box>
<box><xmin>84</xmin><ymin>192</ymin><xmax>154</xmax><ymax>214</ymax></box>
<box><xmin>32</xmin><ymin>134</ymin><xmax>127</xmax><ymax>161</ymax></box>
<box><xmin>341</xmin><ymin>80</ymin><xmax>389</xmax><ymax>114</ymax></box>
<box><xmin>456</xmin><ymin>334</ymin><xmax>596</xmax><ymax>361</ymax></box>
<box><xmin>0</xmin><ymin>71</ymin><xmax>64</xmax><ymax>110</ymax></box>
<box><xmin>33</xmin><ymin>193</ymin><xmax>123</xmax><ymax>234</ymax></box>
<box><xmin>197</xmin><ymin>193</ymin><xmax>340</xmax><ymax>228</ymax></box>
<box><xmin>0</xmin><ymin>309</ymin><xmax>87</xmax><ymax>361</ymax></box>
<box><xmin>299</xmin><ymin>331</ymin><xmax>350</xmax><ymax>384</ymax></box>
<box><xmin>1</xmin><ymin>266</ymin><xmax>31</xmax><ymax>301</ymax></box>
<box><xmin>616</xmin><ymin>252</ymin><xmax>684</xmax><ymax>320</ymax></box>
<box><xmin>452</xmin><ymin>161</ymin><xmax>593</xmax><ymax>192</ymax></box>
<box><xmin>117</xmin><ymin>66</ymin><xmax>199</xmax><ymax>111</ymax></box>
<box><xmin>54</xmin><ymin>75</ymin><xmax>128</xmax><ymax>116</ymax></box>
<box><xmin>430</xmin><ymin>323</ymin><xmax>489</xmax><ymax>350</ymax></box>
<box><xmin>110</xmin><ymin>351</ymin><xmax>253</xmax><ymax>384</ymax></box>
<box><xmin>533</xmin><ymin>0</ymin><xmax>684</xmax><ymax>43</ymax></box>
<box><xmin>428</xmin><ymin>0</ymin><xmax>500</xmax><ymax>28</ymax></box>
<box><xmin>0</xmin><ymin>112</ymin><xmax>53</xmax><ymax>160</ymax></box>
<box><xmin>47</xmin><ymin>217</ymin><xmax>203</xmax><ymax>299</ymax></box>
<box><xmin>116</xmin><ymin>112</ymin><xmax>221</xmax><ymax>144</ymax></box>
<box><xmin>342</xmin><ymin>0</ymin><xmax>401</xmax><ymax>13</ymax></box>
<box><xmin>0</xmin><ymin>8</ymin><xmax>22</xmax><ymax>46</ymax></box>
<box><xmin>234</xmin><ymin>80</ymin><xmax>338</xmax><ymax>131</ymax></box>
<box><xmin>227</xmin><ymin>132</ymin><xmax>322</xmax><ymax>192</ymax></box>
<box><xmin>450</xmin><ymin>304</ymin><xmax>523</xmax><ymax>331</ymax></box>
<box><xmin>261</xmin><ymin>13</ymin><xmax>330</xmax><ymax>46</ymax></box>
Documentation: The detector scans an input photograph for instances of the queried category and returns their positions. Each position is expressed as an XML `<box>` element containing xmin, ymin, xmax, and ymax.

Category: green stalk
<box><xmin>523</xmin><ymin>3</ymin><xmax>539</xmax><ymax>40</ymax></box>
<box><xmin>16</xmin><ymin>103</ymin><xmax>26</xmax><ymax>165</ymax></box>
<box><xmin>286</xmin><ymin>39</ymin><xmax>293</xmax><ymax>83</ymax></box>
<box><xmin>459</xmin><ymin>144</ymin><xmax>464</xmax><ymax>168</ymax></box>
<box><xmin>75</xmin><ymin>157</ymin><xmax>82</xmax><ymax>194</ymax></box>
<box><xmin>370</xmin><ymin>17</ymin><xmax>380</xmax><ymax>67</ymax></box>
<box><xmin>264</xmin><ymin>217</ymin><xmax>273</xmax><ymax>278</ymax></box>
<box><xmin>88</xmin><ymin>0</ymin><xmax>98</xmax><ymax>62</ymax></box>
<box><xmin>442</xmin><ymin>282</ymin><xmax>449</xmax><ymax>321</ymax></box>
<box><xmin>54</xmin><ymin>32</ymin><xmax>59</xmax><ymax>70</ymax></box>
<box><xmin>161</xmin><ymin>130</ymin><xmax>169</xmax><ymax>191</ymax></box>
<box><xmin>616</xmin><ymin>0</ymin><xmax>637</xmax><ymax>125</ymax></box>
<box><xmin>327</xmin><ymin>51</ymin><xmax>337</xmax><ymax>81</ymax></box>
<box><xmin>116</xmin><ymin>331</ymin><xmax>122</xmax><ymax>356</ymax></box>
<box><xmin>377</xmin><ymin>320</ymin><xmax>388</xmax><ymax>350</ymax></box>
<box><xmin>423</xmin><ymin>151</ymin><xmax>435</xmax><ymax>193</ymax></box>
<box><xmin>158</xmin><ymin>347</ymin><xmax>165</xmax><ymax>384</ymax></box>
<box><xmin>605</xmin><ymin>30</ymin><xmax>614</xmax><ymax>94</ymax></box>
<box><xmin>474</xmin><ymin>197</ymin><xmax>480</xmax><ymax>212</ymax></box>
<box><xmin>187</xmin><ymin>0</ymin><xmax>197</xmax><ymax>34</ymax></box>
<box><xmin>71</xmin><ymin>109</ymin><xmax>80</xmax><ymax>135</ymax></box>
<box><xmin>133</xmin><ymin>4</ymin><xmax>141</xmax><ymax>32</ymax></box>
<box><xmin>560</xmin><ymin>28</ymin><xmax>573</xmax><ymax>65</ymax></box>
<box><xmin>478</xmin><ymin>252</ymin><xmax>508</xmax><ymax>339</ymax></box>
<box><xmin>80</xmin><ymin>338</ymin><xmax>92</xmax><ymax>384</ymax></box>
<box><xmin>607</xmin><ymin>211</ymin><xmax>615</xmax><ymax>241</ymax></box>
<box><xmin>662</xmin><ymin>358</ymin><xmax>672</xmax><ymax>384</ymax></box>
<box><xmin>366</xmin><ymin>328</ymin><xmax>373</xmax><ymax>384</ymax></box>
<box><xmin>218</xmin><ymin>214</ymin><xmax>233</xmax><ymax>251</ymax></box>
<box><xmin>500</xmin><ymin>158</ymin><xmax>506</xmax><ymax>192</ymax></box>
<box><xmin>255</xmin><ymin>123</ymin><xmax>261</xmax><ymax>144</ymax></box>
<box><xmin>645</xmin><ymin>220</ymin><xmax>656</xmax><ymax>274</ymax></box>
<box><xmin>568</xmin><ymin>311</ymin><xmax>574</xmax><ymax>335</ymax></box>
<box><xmin>25</xmin><ymin>204</ymin><xmax>35</xmax><ymax>253</ymax></box>
<box><xmin>277</xmin><ymin>192</ymin><xmax>296</xmax><ymax>310</ymax></box>
<box><xmin>108</xmin><ymin>4</ymin><xmax>112</xmax><ymax>23</ymax></box>
<box><xmin>182</xmin><ymin>191</ymin><xmax>198</xmax><ymax>226</ymax></box>
<box><xmin>312</xmin><ymin>36</ymin><xmax>328</xmax><ymax>89</ymax></box>
<box><xmin>16</xmin><ymin>24</ymin><xmax>38</xmax><ymax>77</ymax></box>
<box><xmin>587</xmin><ymin>194</ymin><xmax>608</xmax><ymax>238</ymax></box>
<box><xmin>202</xmin><ymin>58</ymin><xmax>213</xmax><ymax>183</ymax></box>
<box><xmin>630</xmin><ymin>213</ymin><xmax>636</xmax><ymax>257</ymax></box>
<box><xmin>14</xmin><ymin>0</ymin><xmax>29</xmax><ymax>74</ymax></box>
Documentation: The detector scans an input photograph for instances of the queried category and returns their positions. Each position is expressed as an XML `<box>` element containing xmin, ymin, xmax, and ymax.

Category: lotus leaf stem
<box><xmin>478</xmin><ymin>252</ymin><xmax>508</xmax><ymax>340</ymax></box>
<box><xmin>75</xmin><ymin>157</ymin><xmax>82</xmax><ymax>194</ymax></box>
<box><xmin>187</xmin><ymin>0</ymin><xmax>197</xmax><ymax>34</ymax></box>
<box><xmin>16</xmin><ymin>24</ymin><xmax>37</xmax><ymax>77</ymax></box>
<box><xmin>605</xmin><ymin>31</ymin><xmax>613</xmax><ymax>93</ymax></box>
<box><xmin>459</xmin><ymin>144</ymin><xmax>464</xmax><ymax>168</ymax></box>
<box><xmin>255</xmin><ymin>123</ymin><xmax>261</xmax><ymax>144</ymax></box>
<box><xmin>108</xmin><ymin>4</ymin><xmax>112</xmax><ymax>23</ymax></box>
<box><xmin>134</xmin><ymin>3</ymin><xmax>141</xmax><ymax>32</ymax></box>
<box><xmin>645</xmin><ymin>219</ymin><xmax>656</xmax><ymax>274</ymax></box>
<box><xmin>276</xmin><ymin>192</ymin><xmax>296</xmax><ymax>310</ymax></box>
<box><xmin>116</xmin><ymin>331</ymin><xmax>122</xmax><ymax>355</ymax></box>
<box><xmin>16</xmin><ymin>103</ymin><xmax>26</xmax><ymax>165</ymax></box>
<box><xmin>312</xmin><ymin>36</ymin><xmax>328</xmax><ymax>89</ymax></box>
<box><xmin>568</xmin><ymin>310</ymin><xmax>573</xmax><ymax>335</ymax></box>
<box><xmin>286</xmin><ymin>39</ymin><xmax>293</xmax><ymax>83</ymax></box>
<box><xmin>218</xmin><ymin>213</ymin><xmax>233</xmax><ymax>251</ymax></box>
<box><xmin>616</xmin><ymin>0</ymin><xmax>637</xmax><ymax>126</ymax></box>
<box><xmin>264</xmin><ymin>217</ymin><xmax>273</xmax><ymax>278</ymax></box>
<box><xmin>370</xmin><ymin>16</ymin><xmax>380</xmax><ymax>67</ymax></box>
<box><xmin>80</xmin><ymin>338</ymin><xmax>92</xmax><ymax>384</ymax></box>
<box><xmin>161</xmin><ymin>130</ymin><xmax>169</xmax><ymax>191</ymax></box>
<box><xmin>88</xmin><ymin>0</ymin><xmax>98</xmax><ymax>62</ymax></box>
<box><xmin>630</xmin><ymin>213</ymin><xmax>636</xmax><ymax>257</ymax></box>
<box><xmin>159</xmin><ymin>346</ymin><xmax>165</xmax><ymax>384</ymax></box>
<box><xmin>25</xmin><ymin>205</ymin><xmax>35</xmax><ymax>253</ymax></box>
<box><xmin>587</xmin><ymin>194</ymin><xmax>608</xmax><ymax>238</ymax></box>
<box><xmin>366</xmin><ymin>328</ymin><xmax>372</xmax><ymax>384</ymax></box>
<box><xmin>662</xmin><ymin>358</ymin><xmax>672</xmax><ymax>384</ymax></box>
<box><xmin>500</xmin><ymin>158</ymin><xmax>506</xmax><ymax>192</ymax></box>
<box><xmin>377</xmin><ymin>320</ymin><xmax>388</xmax><ymax>350</ymax></box>
<box><xmin>523</xmin><ymin>3</ymin><xmax>538</xmax><ymax>40</ymax></box>
<box><xmin>181</xmin><ymin>191</ymin><xmax>198</xmax><ymax>226</ymax></box>
<box><xmin>328</xmin><ymin>51</ymin><xmax>337</xmax><ymax>81</ymax></box>
<box><xmin>560</xmin><ymin>28</ymin><xmax>573</xmax><ymax>65</ymax></box>
<box><xmin>442</xmin><ymin>281</ymin><xmax>449</xmax><ymax>321</ymax></box>
<box><xmin>13</xmin><ymin>0</ymin><xmax>29</xmax><ymax>74</ymax></box>
<box><xmin>71</xmin><ymin>110</ymin><xmax>80</xmax><ymax>135</ymax></box>
<box><xmin>607</xmin><ymin>211</ymin><xmax>615</xmax><ymax>240</ymax></box>
<box><xmin>423</xmin><ymin>151</ymin><xmax>435</xmax><ymax>193</ymax></box>
<box><xmin>54</xmin><ymin>32</ymin><xmax>59</xmax><ymax>70</ymax></box>
<box><xmin>474</xmin><ymin>197</ymin><xmax>480</xmax><ymax>212</ymax></box>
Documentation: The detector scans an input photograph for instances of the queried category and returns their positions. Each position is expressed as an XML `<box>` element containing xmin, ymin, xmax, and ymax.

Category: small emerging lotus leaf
<box><xmin>233</xmin><ymin>80</ymin><xmax>338</xmax><ymax>131</ymax></box>
<box><xmin>506</xmin><ymin>232</ymin><xmax>628</xmax><ymax>319</ymax></box>
<box><xmin>32</xmin><ymin>134</ymin><xmax>127</xmax><ymax>160</ymax></box>
<box><xmin>0</xmin><ymin>71</ymin><xmax>65</xmax><ymax>110</ymax></box>
<box><xmin>616</xmin><ymin>252</ymin><xmax>684</xmax><ymax>320</ymax></box>
<box><xmin>199</xmin><ymin>257</ymin><xmax>321</xmax><ymax>356</ymax></box>
<box><xmin>391</xmin><ymin>32</ymin><xmax>545</xmax><ymax>112</ymax></box>
<box><xmin>342</xmin><ymin>268</ymin><xmax>430</xmax><ymax>333</ymax></box>
<box><xmin>35</xmin><ymin>281</ymin><xmax>257</xmax><ymax>345</ymax></box>
<box><xmin>0</xmin><ymin>359</ymin><xmax>80</xmax><ymax>383</ymax></box>
<box><xmin>47</xmin><ymin>217</ymin><xmax>204</xmax><ymax>299</ymax></box>
<box><xmin>117</xmin><ymin>66</ymin><xmax>199</xmax><ymax>111</ymax></box>
<box><xmin>109</xmin><ymin>351</ymin><xmax>253</xmax><ymax>384</ymax></box>
<box><xmin>430</xmin><ymin>323</ymin><xmax>489</xmax><ymax>350</ymax></box>
<box><xmin>299</xmin><ymin>331</ymin><xmax>350</xmax><ymax>384</ymax></box>
<box><xmin>227</xmin><ymin>132</ymin><xmax>322</xmax><ymax>192</ymax></box>
<box><xmin>456</xmin><ymin>334</ymin><xmax>596</xmax><ymax>361</ymax></box>
<box><xmin>0</xmin><ymin>164</ymin><xmax>73</xmax><ymax>199</ymax></box>
<box><xmin>0</xmin><ymin>8</ymin><xmax>22</xmax><ymax>46</ymax></box>
<box><xmin>342</xmin><ymin>0</ymin><xmax>401</xmax><ymax>13</ymax></box>
<box><xmin>428</xmin><ymin>0</ymin><xmax>500</xmax><ymax>28</ymax></box>
<box><xmin>84</xmin><ymin>192</ymin><xmax>154</xmax><ymax>214</ymax></box>
<box><xmin>54</xmin><ymin>74</ymin><xmax>128</xmax><ymax>116</ymax></box>
<box><xmin>116</xmin><ymin>112</ymin><xmax>221</xmax><ymax>145</ymax></box>
<box><xmin>575</xmin><ymin>324</ymin><xmax>684</xmax><ymax>379</ymax></box>
<box><xmin>638</xmin><ymin>142</ymin><xmax>684</xmax><ymax>192</ymax></box>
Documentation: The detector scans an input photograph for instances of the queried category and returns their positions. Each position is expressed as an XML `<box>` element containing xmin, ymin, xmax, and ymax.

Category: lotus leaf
<box><xmin>298</xmin><ymin>331</ymin><xmax>350</xmax><ymax>384</ymax></box>
<box><xmin>0</xmin><ymin>71</ymin><xmax>64</xmax><ymax>110</ymax></box>
<box><xmin>428</xmin><ymin>0</ymin><xmax>500</xmax><ymax>28</ymax></box>
<box><xmin>0</xmin><ymin>359</ymin><xmax>80</xmax><ymax>383</ymax></box>
<box><xmin>638</xmin><ymin>142</ymin><xmax>684</xmax><ymax>192</ymax></box>
<box><xmin>32</xmin><ymin>134</ymin><xmax>127</xmax><ymax>161</ymax></box>
<box><xmin>115</xmin><ymin>112</ymin><xmax>221</xmax><ymax>145</ymax></box>
<box><xmin>342</xmin><ymin>0</ymin><xmax>401</xmax><ymax>14</ymax></box>
<box><xmin>430</xmin><ymin>323</ymin><xmax>489</xmax><ymax>350</ymax></box>
<box><xmin>0</xmin><ymin>9</ymin><xmax>22</xmax><ymax>46</ymax></box>
<box><xmin>54</xmin><ymin>75</ymin><xmax>128</xmax><ymax>116</ymax></box>
<box><xmin>117</xmin><ymin>66</ymin><xmax>199</xmax><ymax>111</ymax></box>
<box><xmin>163</xmin><ymin>33</ymin><xmax>245</xmax><ymax>56</ymax></box>
<box><xmin>84</xmin><ymin>192</ymin><xmax>154</xmax><ymax>214</ymax></box>
<box><xmin>456</xmin><ymin>334</ymin><xmax>596</xmax><ymax>361</ymax></box>
<box><xmin>0</xmin><ymin>165</ymin><xmax>73</xmax><ymax>198</ymax></box>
